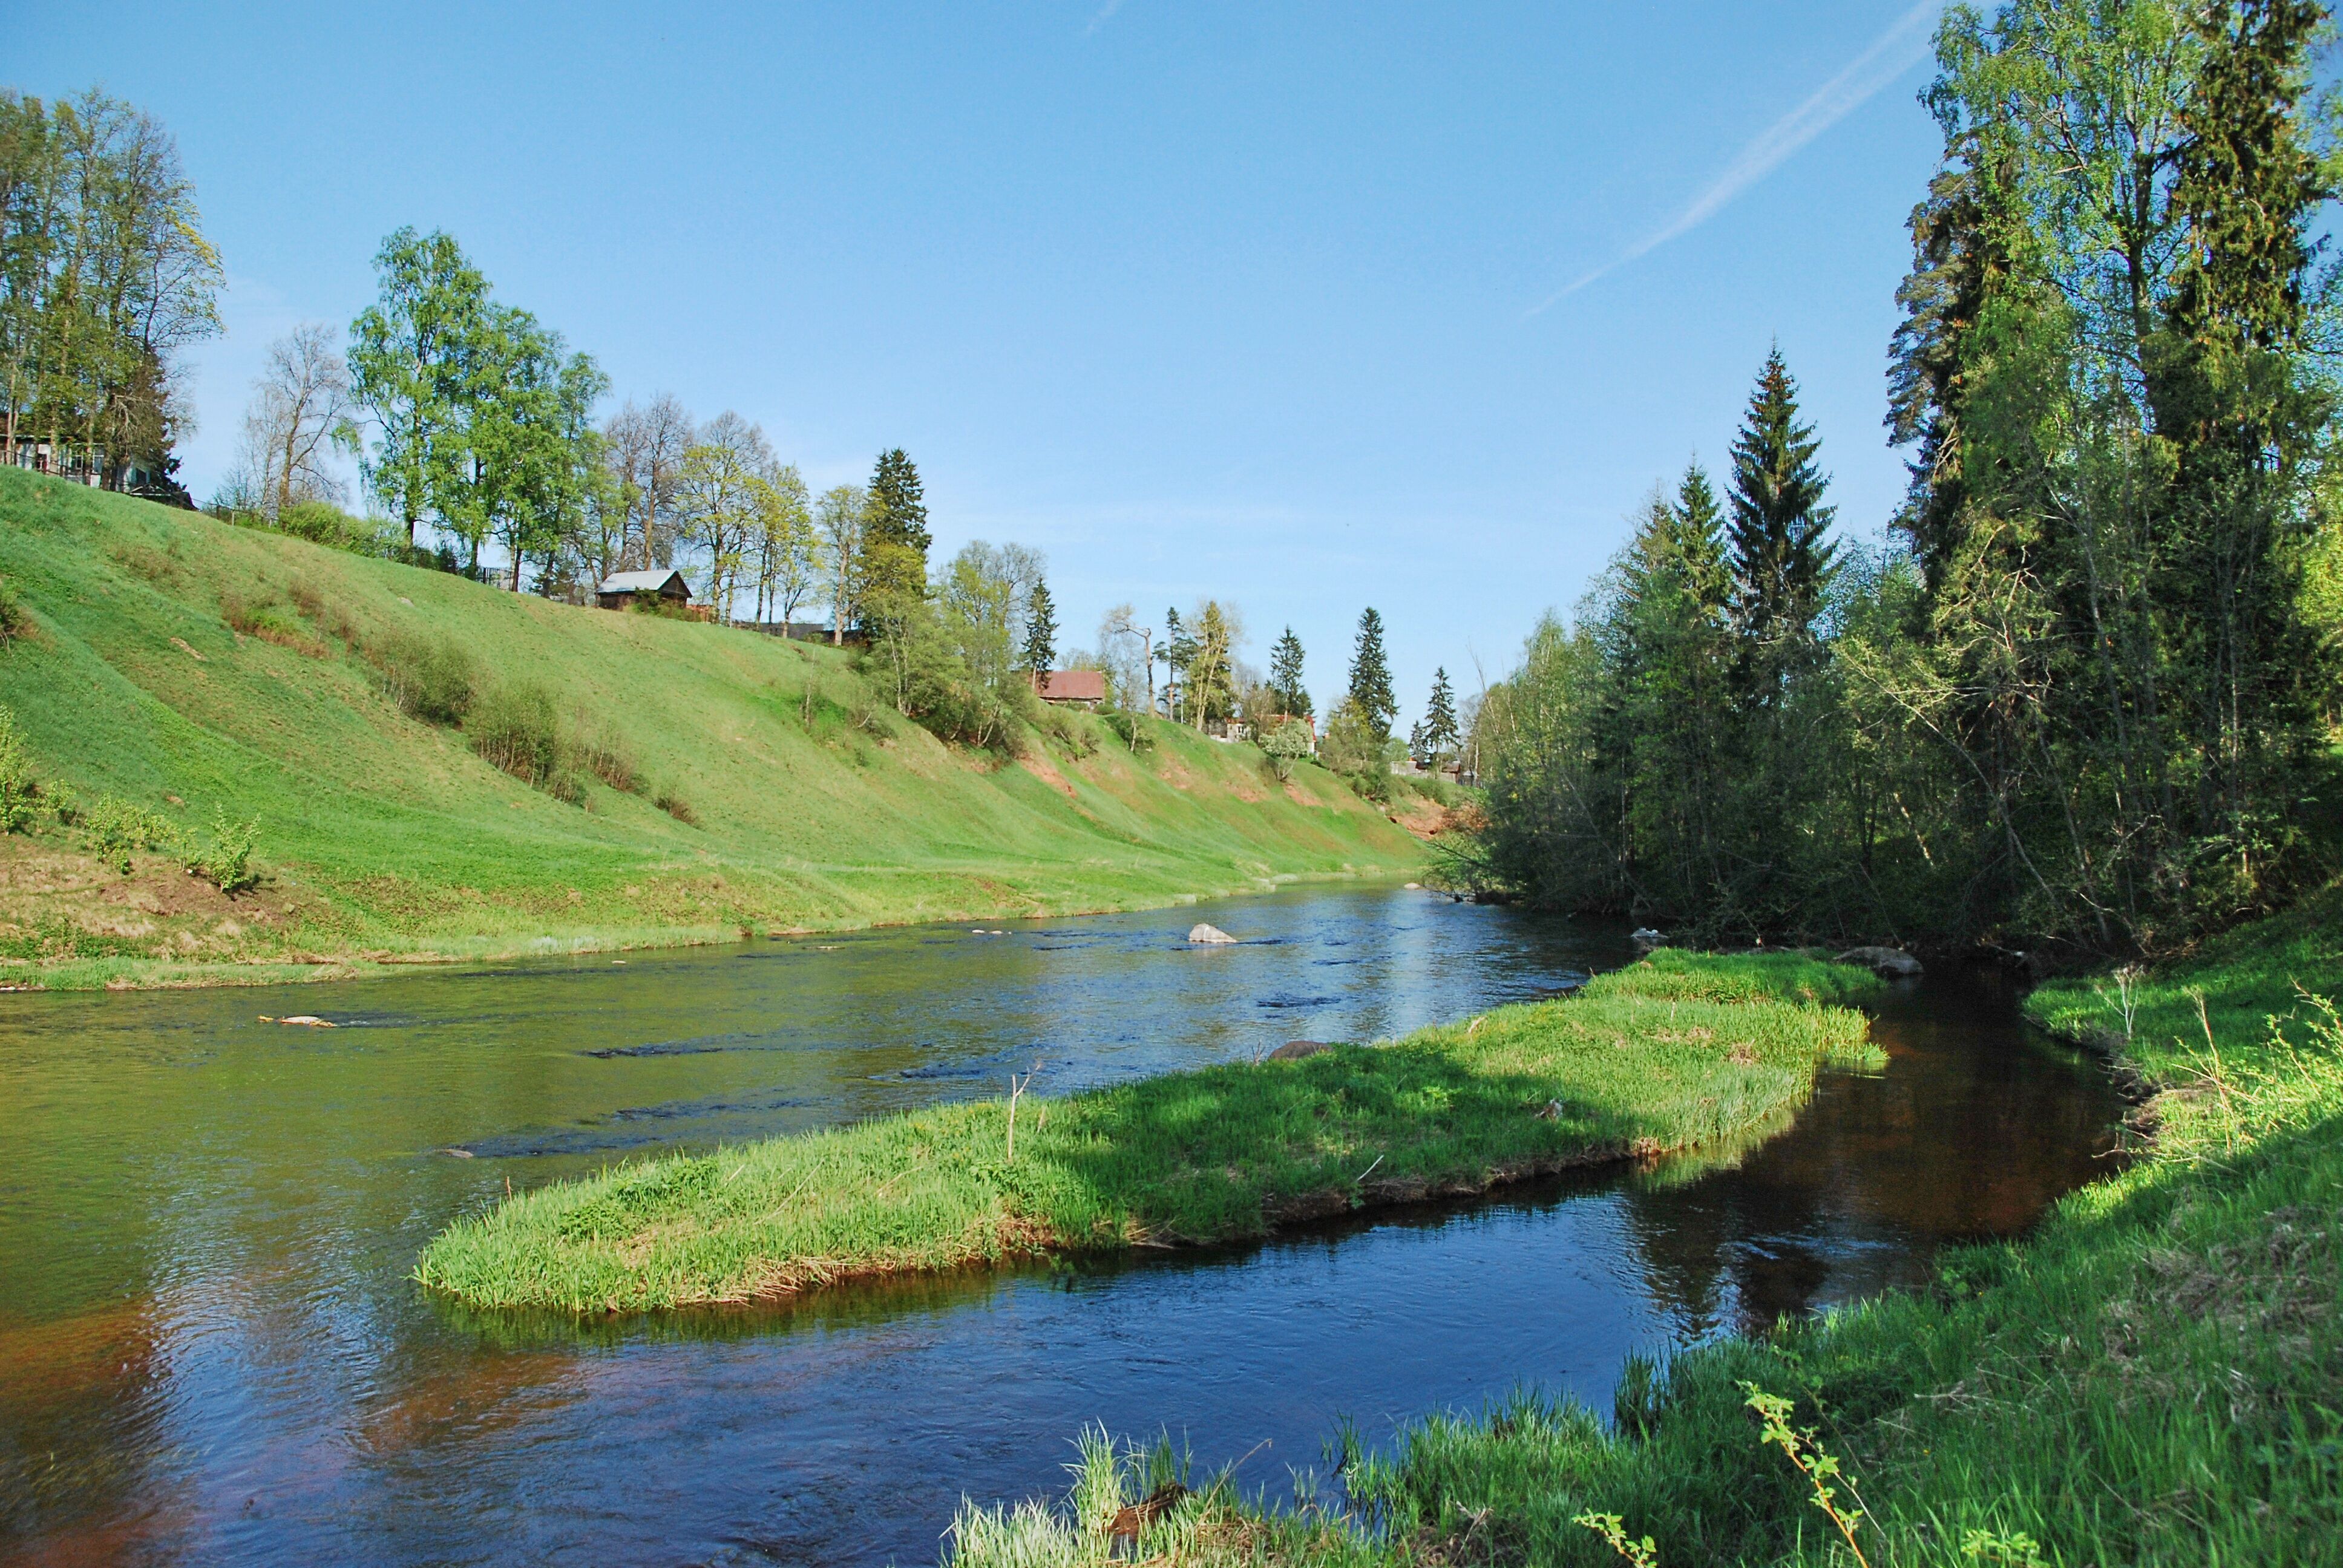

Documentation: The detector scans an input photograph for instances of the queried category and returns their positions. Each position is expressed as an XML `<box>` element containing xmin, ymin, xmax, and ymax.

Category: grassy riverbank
<box><xmin>0</xmin><ymin>471</ymin><xmax>1431</xmax><ymax>990</ymax></box>
<box><xmin>944</xmin><ymin>896</ymin><xmax>2343</xmax><ymax>1567</ymax></box>
<box><xmin>415</xmin><ymin>950</ymin><xmax>1881</xmax><ymax>1312</ymax></box>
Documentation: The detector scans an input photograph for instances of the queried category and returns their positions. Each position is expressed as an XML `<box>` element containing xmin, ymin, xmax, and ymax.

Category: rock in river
<box><xmin>1267</xmin><ymin>1039</ymin><xmax>1330</xmax><ymax>1061</ymax></box>
<box><xmin>1188</xmin><ymin>923</ymin><xmax>1238</xmax><ymax>945</ymax></box>
<box><xmin>1836</xmin><ymin>946</ymin><xmax>1924</xmax><ymax>979</ymax></box>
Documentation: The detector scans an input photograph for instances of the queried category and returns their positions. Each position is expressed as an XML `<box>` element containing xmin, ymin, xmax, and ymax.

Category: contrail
<box><xmin>1529</xmin><ymin>1</ymin><xmax>1940</xmax><ymax>315</ymax></box>
<box><xmin>1084</xmin><ymin>0</ymin><xmax>1126</xmax><ymax>36</ymax></box>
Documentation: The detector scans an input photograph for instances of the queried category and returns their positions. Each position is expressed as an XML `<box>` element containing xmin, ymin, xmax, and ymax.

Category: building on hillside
<box><xmin>595</xmin><ymin>569</ymin><xmax>693</xmax><ymax>612</ymax></box>
<box><xmin>1034</xmin><ymin>668</ymin><xmax>1106</xmax><ymax>710</ymax></box>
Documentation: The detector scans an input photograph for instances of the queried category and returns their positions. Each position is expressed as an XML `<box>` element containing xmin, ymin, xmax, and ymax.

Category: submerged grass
<box><xmin>939</xmin><ymin>895</ymin><xmax>2343</xmax><ymax>1567</ymax></box>
<box><xmin>415</xmin><ymin>950</ymin><xmax>1880</xmax><ymax>1312</ymax></box>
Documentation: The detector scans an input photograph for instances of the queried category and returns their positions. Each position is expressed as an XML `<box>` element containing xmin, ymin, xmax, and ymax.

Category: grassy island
<box><xmin>415</xmin><ymin>950</ymin><xmax>1881</xmax><ymax>1312</ymax></box>
<box><xmin>940</xmin><ymin>893</ymin><xmax>2343</xmax><ymax>1568</ymax></box>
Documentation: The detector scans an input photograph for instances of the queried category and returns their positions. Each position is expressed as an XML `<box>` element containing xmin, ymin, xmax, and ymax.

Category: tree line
<box><xmin>0</xmin><ymin>88</ymin><xmax>221</xmax><ymax>499</ymax></box>
<box><xmin>1472</xmin><ymin>0</ymin><xmax>2343</xmax><ymax>955</ymax></box>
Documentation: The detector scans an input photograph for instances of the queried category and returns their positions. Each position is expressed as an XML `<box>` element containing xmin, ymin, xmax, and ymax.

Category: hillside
<box><xmin>0</xmin><ymin>471</ymin><xmax>1429</xmax><ymax>988</ymax></box>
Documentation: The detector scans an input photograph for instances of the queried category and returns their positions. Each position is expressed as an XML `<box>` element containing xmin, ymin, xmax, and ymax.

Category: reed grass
<box><xmin>415</xmin><ymin>950</ymin><xmax>1881</xmax><ymax>1312</ymax></box>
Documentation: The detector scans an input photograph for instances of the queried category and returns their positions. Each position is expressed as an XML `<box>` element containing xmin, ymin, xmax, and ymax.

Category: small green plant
<box><xmin>1962</xmin><ymin>1527</ymin><xmax>2051</xmax><ymax>1566</ymax></box>
<box><xmin>85</xmin><ymin>796</ymin><xmax>183</xmax><ymax>872</ymax></box>
<box><xmin>578</xmin><ymin>729</ymin><xmax>643</xmax><ymax>794</ymax></box>
<box><xmin>185</xmin><ymin>810</ymin><xmax>261</xmax><ymax>894</ymax></box>
<box><xmin>1574</xmin><ymin>1511</ymin><xmax>1660</xmax><ymax>1567</ymax></box>
<box><xmin>0</xmin><ymin>704</ymin><xmax>34</xmax><ymax>832</ymax></box>
<box><xmin>654</xmin><ymin>784</ymin><xmax>699</xmax><ymax>826</ymax></box>
<box><xmin>1102</xmin><ymin>710</ymin><xmax>1153</xmax><ymax>753</ymax></box>
<box><xmin>1743</xmin><ymin>1383</ymin><xmax>1871</xmax><ymax>1568</ymax></box>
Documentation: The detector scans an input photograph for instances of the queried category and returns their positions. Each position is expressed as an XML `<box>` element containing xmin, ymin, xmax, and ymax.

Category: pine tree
<box><xmin>1269</xmin><ymin>627</ymin><xmax>1310</xmax><ymax>717</ymax></box>
<box><xmin>1162</xmin><ymin>607</ymin><xmax>1193</xmax><ymax>722</ymax></box>
<box><xmin>1021</xmin><ymin>580</ymin><xmax>1058</xmax><ymax>674</ymax></box>
<box><xmin>1348</xmin><ymin>607</ymin><xmax>1396</xmax><ymax>743</ymax></box>
<box><xmin>1416</xmin><ymin>666</ymin><xmax>1458</xmax><ymax>765</ymax></box>
<box><xmin>865</xmin><ymin>448</ymin><xmax>930</xmax><ymax>558</ymax></box>
<box><xmin>1726</xmin><ymin>350</ymin><xmax>1836</xmax><ymax>664</ymax></box>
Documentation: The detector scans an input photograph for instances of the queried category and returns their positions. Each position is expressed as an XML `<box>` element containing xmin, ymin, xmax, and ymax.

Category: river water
<box><xmin>0</xmin><ymin>886</ymin><xmax>2125</xmax><ymax>1566</ymax></box>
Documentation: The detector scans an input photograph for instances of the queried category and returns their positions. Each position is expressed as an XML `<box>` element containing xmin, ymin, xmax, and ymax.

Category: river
<box><xmin>0</xmin><ymin>886</ymin><xmax>2126</xmax><ymax>1566</ymax></box>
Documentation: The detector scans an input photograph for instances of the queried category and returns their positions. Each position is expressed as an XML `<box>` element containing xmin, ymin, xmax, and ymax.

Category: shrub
<box><xmin>1259</xmin><ymin>719</ymin><xmax>1314</xmax><ymax>780</ymax></box>
<box><xmin>578</xmin><ymin>728</ymin><xmax>643</xmax><ymax>794</ymax></box>
<box><xmin>85</xmin><ymin>796</ymin><xmax>183</xmax><ymax>872</ymax></box>
<box><xmin>467</xmin><ymin>682</ymin><xmax>566</xmax><ymax>787</ymax></box>
<box><xmin>0</xmin><ymin>705</ymin><xmax>34</xmax><ymax>832</ymax></box>
<box><xmin>183</xmin><ymin>811</ymin><xmax>260</xmax><ymax>894</ymax></box>
<box><xmin>372</xmin><ymin>633</ymin><xmax>476</xmax><ymax>725</ymax></box>
<box><xmin>1101</xmin><ymin>710</ymin><xmax>1154</xmax><ymax>753</ymax></box>
<box><xmin>219</xmin><ymin>589</ymin><xmax>326</xmax><ymax>656</ymax></box>
<box><xmin>0</xmin><ymin>577</ymin><xmax>31</xmax><ymax>649</ymax></box>
<box><xmin>654</xmin><ymin>785</ymin><xmax>699</xmax><ymax>826</ymax></box>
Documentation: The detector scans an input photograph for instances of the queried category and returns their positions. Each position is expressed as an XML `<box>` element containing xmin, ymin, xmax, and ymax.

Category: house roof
<box><xmin>1038</xmin><ymin>668</ymin><xmax>1107</xmax><ymax>702</ymax></box>
<box><xmin>598</xmin><ymin>569</ymin><xmax>690</xmax><ymax>597</ymax></box>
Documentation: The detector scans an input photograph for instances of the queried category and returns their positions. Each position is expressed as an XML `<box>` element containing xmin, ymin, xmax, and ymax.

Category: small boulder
<box><xmin>1836</xmin><ymin>946</ymin><xmax>1924</xmax><ymax>979</ymax></box>
<box><xmin>1268</xmin><ymin>1039</ymin><xmax>1330</xmax><ymax>1062</ymax></box>
<box><xmin>1630</xmin><ymin>927</ymin><xmax>1666</xmax><ymax>950</ymax></box>
<box><xmin>1187</xmin><ymin>923</ymin><xmax>1238</xmax><ymax>945</ymax></box>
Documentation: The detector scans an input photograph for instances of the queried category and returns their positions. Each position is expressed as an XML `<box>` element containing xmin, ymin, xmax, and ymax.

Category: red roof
<box><xmin>1037</xmin><ymin>668</ymin><xmax>1106</xmax><ymax>702</ymax></box>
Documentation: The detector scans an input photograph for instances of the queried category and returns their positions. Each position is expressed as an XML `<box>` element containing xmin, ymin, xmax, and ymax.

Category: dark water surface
<box><xmin>0</xmin><ymin>887</ymin><xmax>2125</xmax><ymax>1566</ymax></box>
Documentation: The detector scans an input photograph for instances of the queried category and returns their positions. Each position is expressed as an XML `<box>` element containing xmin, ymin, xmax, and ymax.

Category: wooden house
<box><xmin>596</xmin><ymin>569</ymin><xmax>693</xmax><ymax>612</ymax></box>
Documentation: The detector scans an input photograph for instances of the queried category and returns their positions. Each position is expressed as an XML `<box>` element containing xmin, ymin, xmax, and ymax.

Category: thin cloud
<box><xmin>1084</xmin><ymin>0</ymin><xmax>1126</xmax><ymax>36</ymax></box>
<box><xmin>1529</xmin><ymin>1</ymin><xmax>1940</xmax><ymax>314</ymax></box>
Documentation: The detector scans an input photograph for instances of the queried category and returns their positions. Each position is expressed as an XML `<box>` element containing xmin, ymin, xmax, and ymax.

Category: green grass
<box><xmin>937</xmin><ymin>895</ymin><xmax>2343</xmax><ymax>1567</ymax></box>
<box><xmin>414</xmin><ymin>950</ymin><xmax>1881</xmax><ymax>1312</ymax></box>
<box><xmin>0</xmin><ymin>469</ymin><xmax>1429</xmax><ymax>987</ymax></box>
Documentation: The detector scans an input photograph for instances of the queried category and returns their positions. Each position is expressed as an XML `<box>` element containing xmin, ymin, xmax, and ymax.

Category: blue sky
<box><xmin>16</xmin><ymin>1</ymin><xmax>1947</xmax><ymax>720</ymax></box>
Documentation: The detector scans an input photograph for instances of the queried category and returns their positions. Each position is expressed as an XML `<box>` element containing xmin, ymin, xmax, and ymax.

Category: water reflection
<box><xmin>0</xmin><ymin>890</ymin><xmax>2122</xmax><ymax>1566</ymax></box>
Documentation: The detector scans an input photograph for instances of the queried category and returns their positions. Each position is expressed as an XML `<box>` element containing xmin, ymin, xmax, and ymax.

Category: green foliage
<box><xmin>84</xmin><ymin>795</ymin><xmax>180</xmax><ymax>872</ymax></box>
<box><xmin>0</xmin><ymin>704</ymin><xmax>36</xmax><ymax>832</ymax></box>
<box><xmin>416</xmin><ymin>950</ymin><xmax>1878</xmax><ymax>1310</ymax></box>
<box><xmin>1346</xmin><ymin>606</ymin><xmax>1396</xmax><ymax>742</ymax></box>
<box><xmin>183</xmin><ymin>809</ymin><xmax>260</xmax><ymax>893</ymax></box>
<box><xmin>1726</xmin><ymin>348</ymin><xmax>1837</xmax><ymax>664</ymax></box>
<box><xmin>1412</xmin><ymin>665</ymin><xmax>1460</xmax><ymax>767</ymax></box>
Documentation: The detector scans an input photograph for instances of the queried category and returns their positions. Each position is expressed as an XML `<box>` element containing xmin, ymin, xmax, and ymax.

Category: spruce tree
<box><xmin>865</xmin><ymin>448</ymin><xmax>930</xmax><ymax>559</ymax></box>
<box><xmin>1726</xmin><ymin>350</ymin><xmax>1835</xmax><ymax>658</ymax></box>
<box><xmin>1162</xmin><ymin>607</ymin><xmax>1193</xmax><ymax>721</ymax></box>
<box><xmin>1417</xmin><ymin>666</ymin><xmax>1458</xmax><ymax>765</ymax></box>
<box><xmin>1348</xmin><ymin>607</ymin><xmax>1396</xmax><ymax>743</ymax></box>
<box><xmin>1021</xmin><ymin>580</ymin><xmax>1058</xmax><ymax>674</ymax></box>
<box><xmin>1269</xmin><ymin>627</ymin><xmax>1311</xmax><ymax>717</ymax></box>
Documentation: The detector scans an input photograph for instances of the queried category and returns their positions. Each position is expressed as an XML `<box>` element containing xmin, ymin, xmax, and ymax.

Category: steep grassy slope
<box><xmin>0</xmin><ymin>470</ymin><xmax>1426</xmax><ymax>987</ymax></box>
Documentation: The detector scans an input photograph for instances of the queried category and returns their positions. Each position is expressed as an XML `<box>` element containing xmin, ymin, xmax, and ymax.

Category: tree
<box><xmin>228</xmin><ymin>322</ymin><xmax>352</xmax><ymax>517</ymax></box>
<box><xmin>816</xmin><ymin>483</ymin><xmax>866</xmax><ymax>644</ymax></box>
<box><xmin>464</xmin><ymin>308</ymin><xmax>608</xmax><ymax>591</ymax></box>
<box><xmin>750</xmin><ymin>461</ymin><xmax>816</xmax><ymax>627</ymax></box>
<box><xmin>601</xmin><ymin>394</ymin><xmax>694</xmax><ymax>571</ymax></box>
<box><xmin>1268</xmin><ymin>627</ymin><xmax>1310</xmax><ymax>718</ymax></box>
<box><xmin>348</xmin><ymin>227</ymin><xmax>489</xmax><ymax>550</ymax></box>
<box><xmin>1098</xmin><ymin>603</ymin><xmax>1152</xmax><ymax>713</ymax></box>
<box><xmin>1347</xmin><ymin>607</ymin><xmax>1396</xmax><ymax>742</ymax></box>
<box><xmin>1726</xmin><ymin>348</ymin><xmax>1836</xmax><ymax>675</ymax></box>
<box><xmin>676</xmin><ymin>411</ymin><xmax>773</xmax><ymax>619</ymax></box>
<box><xmin>1021</xmin><ymin>579</ymin><xmax>1058</xmax><ymax>674</ymax></box>
<box><xmin>1414</xmin><ymin>667</ymin><xmax>1460</xmax><ymax>767</ymax></box>
<box><xmin>859</xmin><ymin>447</ymin><xmax>931</xmax><ymax>613</ymax></box>
<box><xmin>0</xmin><ymin>90</ymin><xmax>220</xmax><ymax>491</ymax></box>
<box><xmin>1186</xmin><ymin>600</ymin><xmax>1242</xmax><ymax>727</ymax></box>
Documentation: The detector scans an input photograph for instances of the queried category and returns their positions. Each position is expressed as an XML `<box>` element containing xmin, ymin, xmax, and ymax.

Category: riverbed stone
<box><xmin>1187</xmin><ymin>923</ymin><xmax>1238</xmax><ymax>944</ymax></box>
<box><xmin>1836</xmin><ymin>946</ymin><xmax>1924</xmax><ymax>979</ymax></box>
<box><xmin>1268</xmin><ymin>1039</ymin><xmax>1330</xmax><ymax>1061</ymax></box>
